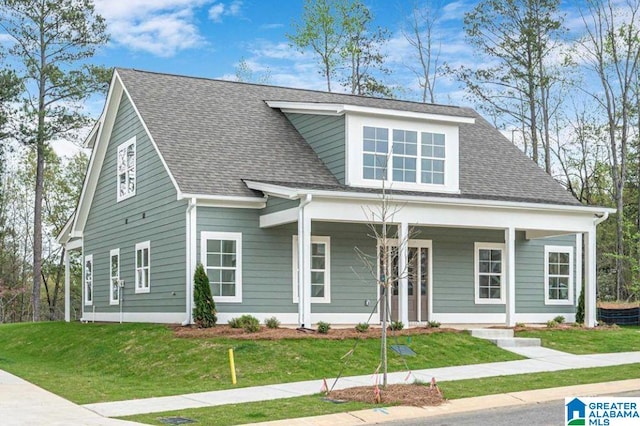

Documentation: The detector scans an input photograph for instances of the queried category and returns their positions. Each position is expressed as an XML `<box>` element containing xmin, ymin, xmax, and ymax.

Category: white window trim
<box><xmin>345</xmin><ymin>113</ymin><xmax>460</xmax><ymax>193</ymax></box>
<box><xmin>292</xmin><ymin>235</ymin><xmax>331</xmax><ymax>304</ymax></box>
<box><xmin>201</xmin><ymin>231</ymin><xmax>243</xmax><ymax>303</ymax></box>
<box><xmin>544</xmin><ymin>245</ymin><xmax>574</xmax><ymax>306</ymax></box>
<box><xmin>109</xmin><ymin>248</ymin><xmax>120</xmax><ymax>305</ymax></box>
<box><xmin>135</xmin><ymin>241</ymin><xmax>151</xmax><ymax>294</ymax></box>
<box><xmin>474</xmin><ymin>242</ymin><xmax>506</xmax><ymax>305</ymax></box>
<box><xmin>116</xmin><ymin>136</ymin><xmax>136</xmax><ymax>202</ymax></box>
<box><xmin>84</xmin><ymin>254</ymin><xmax>93</xmax><ymax>306</ymax></box>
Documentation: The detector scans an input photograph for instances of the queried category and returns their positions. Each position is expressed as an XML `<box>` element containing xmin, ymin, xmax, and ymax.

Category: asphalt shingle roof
<box><xmin>117</xmin><ymin>68</ymin><xmax>579</xmax><ymax>206</ymax></box>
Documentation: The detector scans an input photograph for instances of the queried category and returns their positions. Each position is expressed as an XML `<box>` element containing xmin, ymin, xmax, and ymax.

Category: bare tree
<box><xmin>402</xmin><ymin>2</ymin><xmax>442</xmax><ymax>103</ymax></box>
<box><xmin>577</xmin><ymin>0</ymin><xmax>640</xmax><ymax>300</ymax></box>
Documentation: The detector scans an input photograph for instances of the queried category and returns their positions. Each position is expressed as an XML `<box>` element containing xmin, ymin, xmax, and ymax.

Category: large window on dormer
<box><xmin>347</xmin><ymin>114</ymin><xmax>460</xmax><ymax>193</ymax></box>
<box><xmin>117</xmin><ymin>137</ymin><xmax>136</xmax><ymax>202</ymax></box>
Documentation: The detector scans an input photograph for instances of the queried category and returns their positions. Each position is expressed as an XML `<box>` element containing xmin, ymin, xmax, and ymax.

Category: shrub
<box><xmin>426</xmin><ymin>320</ymin><xmax>440</xmax><ymax>328</ymax></box>
<box><xmin>576</xmin><ymin>286</ymin><xmax>585</xmax><ymax>324</ymax></box>
<box><xmin>355</xmin><ymin>322</ymin><xmax>370</xmax><ymax>333</ymax></box>
<box><xmin>554</xmin><ymin>315</ymin><xmax>565</xmax><ymax>324</ymax></box>
<box><xmin>546</xmin><ymin>320</ymin><xmax>558</xmax><ymax>328</ymax></box>
<box><xmin>264</xmin><ymin>316</ymin><xmax>280</xmax><ymax>329</ymax></box>
<box><xmin>192</xmin><ymin>264</ymin><xmax>217</xmax><ymax>328</ymax></box>
<box><xmin>228</xmin><ymin>314</ymin><xmax>260</xmax><ymax>332</ymax></box>
<box><xmin>515</xmin><ymin>322</ymin><xmax>526</xmax><ymax>328</ymax></box>
<box><xmin>389</xmin><ymin>321</ymin><xmax>404</xmax><ymax>331</ymax></box>
<box><xmin>316</xmin><ymin>321</ymin><xmax>331</xmax><ymax>334</ymax></box>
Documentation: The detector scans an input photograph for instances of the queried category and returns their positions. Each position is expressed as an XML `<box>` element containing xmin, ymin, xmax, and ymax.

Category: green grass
<box><xmin>121</xmin><ymin>363</ymin><xmax>640</xmax><ymax>426</ymax></box>
<box><xmin>517</xmin><ymin>326</ymin><xmax>640</xmax><ymax>354</ymax></box>
<box><xmin>0</xmin><ymin>322</ymin><xmax>520</xmax><ymax>404</ymax></box>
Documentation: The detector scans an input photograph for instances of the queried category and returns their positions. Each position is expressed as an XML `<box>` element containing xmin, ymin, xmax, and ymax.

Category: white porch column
<box><xmin>505</xmin><ymin>227</ymin><xmax>516</xmax><ymax>326</ymax></box>
<box><xmin>398</xmin><ymin>222</ymin><xmax>409</xmax><ymax>325</ymax></box>
<box><xmin>64</xmin><ymin>248</ymin><xmax>70</xmax><ymax>322</ymax></box>
<box><xmin>297</xmin><ymin>195</ymin><xmax>312</xmax><ymax>328</ymax></box>
<box><xmin>584</xmin><ymin>229</ymin><xmax>597</xmax><ymax>327</ymax></box>
<box><xmin>575</xmin><ymin>233</ymin><xmax>583</xmax><ymax>309</ymax></box>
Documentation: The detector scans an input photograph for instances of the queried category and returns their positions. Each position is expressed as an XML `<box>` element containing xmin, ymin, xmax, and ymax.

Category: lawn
<box><xmin>0</xmin><ymin>322</ymin><xmax>520</xmax><ymax>404</ymax></box>
<box><xmin>122</xmin><ymin>363</ymin><xmax>640</xmax><ymax>426</ymax></box>
<box><xmin>517</xmin><ymin>326</ymin><xmax>640</xmax><ymax>354</ymax></box>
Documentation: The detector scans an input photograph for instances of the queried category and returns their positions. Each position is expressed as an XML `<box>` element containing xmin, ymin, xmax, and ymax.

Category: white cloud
<box><xmin>208</xmin><ymin>0</ymin><xmax>243</xmax><ymax>23</ymax></box>
<box><xmin>260</xmin><ymin>23</ymin><xmax>284</xmax><ymax>30</ymax></box>
<box><xmin>94</xmin><ymin>0</ymin><xmax>214</xmax><ymax>57</ymax></box>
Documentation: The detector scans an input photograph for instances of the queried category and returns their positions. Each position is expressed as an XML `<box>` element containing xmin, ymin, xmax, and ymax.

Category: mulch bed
<box><xmin>171</xmin><ymin>324</ymin><xmax>461</xmax><ymax>340</ymax></box>
<box><xmin>328</xmin><ymin>383</ymin><xmax>445</xmax><ymax>406</ymax></box>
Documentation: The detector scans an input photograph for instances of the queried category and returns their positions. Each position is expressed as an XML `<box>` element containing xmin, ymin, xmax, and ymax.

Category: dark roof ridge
<box><xmin>115</xmin><ymin>67</ymin><xmax>467</xmax><ymax>112</ymax></box>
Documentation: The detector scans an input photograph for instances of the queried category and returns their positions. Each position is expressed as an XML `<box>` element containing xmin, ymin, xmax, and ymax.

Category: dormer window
<box><xmin>349</xmin><ymin>115</ymin><xmax>459</xmax><ymax>193</ymax></box>
<box><xmin>117</xmin><ymin>137</ymin><xmax>136</xmax><ymax>202</ymax></box>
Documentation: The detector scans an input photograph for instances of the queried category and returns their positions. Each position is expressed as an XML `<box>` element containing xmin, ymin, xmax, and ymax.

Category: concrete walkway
<box><xmin>83</xmin><ymin>349</ymin><xmax>640</xmax><ymax>418</ymax></box>
<box><xmin>0</xmin><ymin>369</ymin><xmax>141</xmax><ymax>426</ymax></box>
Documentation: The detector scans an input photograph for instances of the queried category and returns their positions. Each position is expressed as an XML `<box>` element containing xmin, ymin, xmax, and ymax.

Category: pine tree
<box><xmin>193</xmin><ymin>264</ymin><xmax>217</xmax><ymax>328</ymax></box>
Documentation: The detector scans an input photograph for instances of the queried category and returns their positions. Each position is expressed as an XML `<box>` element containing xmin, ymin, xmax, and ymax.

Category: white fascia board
<box><xmin>56</xmin><ymin>214</ymin><xmax>74</xmax><ymax>244</ymax></box>
<box><xmin>242</xmin><ymin>180</ymin><xmax>614</xmax><ymax>217</ymax></box>
<box><xmin>83</xmin><ymin>119</ymin><xmax>102</xmax><ymax>149</ymax></box>
<box><xmin>179</xmin><ymin>192</ymin><xmax>267</xmax><ymax>209</ymax></box>
<box><xmin>72</xmin><ymin>73</ymin><xmax>124</xmax><ymax>236</ymax></box>
<box><xmin>265</xmin><ymin>101</ymin><xmax>476</xmax><ymax>124</ymax></box>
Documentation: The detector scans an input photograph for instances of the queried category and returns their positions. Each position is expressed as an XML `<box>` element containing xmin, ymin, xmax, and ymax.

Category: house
<box><xmin>57</xmin><ymin>68</ymin><xmax>613</xmax><ymax>328</ymax></box>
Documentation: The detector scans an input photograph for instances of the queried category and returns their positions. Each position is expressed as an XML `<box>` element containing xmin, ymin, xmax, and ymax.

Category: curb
<box><xmin>245</xmin><ymin>379</ymin><xmax>640</xmax><ymax>426</ymax></box>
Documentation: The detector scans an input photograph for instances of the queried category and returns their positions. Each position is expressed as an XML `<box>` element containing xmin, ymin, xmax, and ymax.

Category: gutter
<box><xmin>182</xmin><ymin>198</ymin><xmax>197</xmax><ymax>326</ymax></box>
<box><xmin>594</xmin><ymin>211</ymin><xmax>609</xmax><ymax>226</ymax></box>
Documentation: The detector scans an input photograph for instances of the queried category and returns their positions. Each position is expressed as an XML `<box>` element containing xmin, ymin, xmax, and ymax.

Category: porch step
<box><xmin>494</xmin><ymin>337</ymin><xmax>542</xmax><ymax>348</ymax></box>
<box><xmin>469</xmin><ymin>328</ymin><xmax>514</xmax><ymax>339</ymax></box>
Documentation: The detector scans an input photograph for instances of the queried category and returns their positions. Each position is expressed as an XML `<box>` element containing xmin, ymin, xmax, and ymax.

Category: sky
<box><xmin>5</xmin><ymin>0</ymin><xmax>596</xmax><ymax>157</ymax></box>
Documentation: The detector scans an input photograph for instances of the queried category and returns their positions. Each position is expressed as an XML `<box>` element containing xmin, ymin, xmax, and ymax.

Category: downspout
<box><xmin>298</xmin><ymin>194</ymin><xmax>312</xmax><ymax>327</ymax></box>
<box><xmin>182</xmin><ymin>198</ymin><xmax>197</xmax><ymax>326</ymax></box>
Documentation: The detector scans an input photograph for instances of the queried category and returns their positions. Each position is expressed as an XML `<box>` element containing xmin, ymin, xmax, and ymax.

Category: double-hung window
<box><xmin>201</xmin><ymin>232</ymin><xmax>242</xmax><ymax>303</ymax></box>
<box><xmin>84</xmin><ymin>254</ymin><xmax>93</xmax><ymax>305</ymax></box>
<box><xmin>110</xmin><ymin>249</ymin><xmax>120</xmax><ymax>305</ymax></box>
<box><xmin>292</xmin><ymin>236</ymin><xmax>331</xmax><ymax>303</ymax></box>
<box><xmin>544</xmin><ymin>246</ymin><xmax>573</xmax><ymax>305</ymax></box>
<box><xmin>135</xmin><ymin>241</ymin><xmax>150</xmax><ymax>294</ymax></box>
<box><xmin>475</xmin><ymin>243</ymin><xmax>505</xmax><ymax>304</ymax></box>
<box><xmin>117</xmin><ymin>137</ymin><xmax>136</xmax><ymax>201</ymax></box>
<box><xmin>363</xmin><ymin>127</ymin><xmax>388</xmax><ymax>180</ymax></box>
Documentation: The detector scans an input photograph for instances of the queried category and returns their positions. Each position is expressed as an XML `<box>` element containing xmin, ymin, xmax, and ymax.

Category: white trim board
<box><xmin>81</xmin><ymin>312</ymin><xmax>186</xmax><ymax>324</ymax></box>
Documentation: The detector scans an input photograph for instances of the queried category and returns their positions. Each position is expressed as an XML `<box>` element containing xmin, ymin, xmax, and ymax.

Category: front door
<box><xmin>380</xmin><ymin>242</ymin><xmax>430</xmax><ymax>323</ymax></box>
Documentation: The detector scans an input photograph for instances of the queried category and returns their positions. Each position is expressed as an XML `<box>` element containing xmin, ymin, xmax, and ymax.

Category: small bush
<box><xmin>426</xmin><ymin>320</ymin><xmax>440</xmax><ymax>328</ymax></box>
<box><xmin>316</xmin><ymin>321</ymin><xmax>331</xmax><ymax>334</ymax></box>
<box><xmin>576</xmin><ymin>286</ymin><xmax>585</xmax><ymax>324</ymax></box>
<box><xmin>192</xmin><ymin>264</ymin><xmax>217</xmax><ymax>328</ymax></box>
<box><xmin>264</xmin><ymin>316</ymin><xmax>280</xmax><ymax>329</ymax></box>
<box><xmin>228</xmin><ymin>314</ymin><xmax>260</xmax><ymax>332</ymax></box>
<box><xmin>554</xmin><ymin>315</ymin><xmax>565</xmax><ymax>324</ymax></box>
<box><xmin>355</xmin><ymin>322</ymin><xmax>370</xmax><ymax>333</ymax></box>
<box><xmin>389</xmin><ymin>321</ymin><xmax>404</xmax><ymax>331</ymax></box>
<box><xmin>515</xmin><ymin>322</ymin><xmax>526</xmax><ymax>328</ymax></box>
<box><xmin>546</xmin><ymin>320</ymin><xmax>558</xmax><ymax>328</ymax></box>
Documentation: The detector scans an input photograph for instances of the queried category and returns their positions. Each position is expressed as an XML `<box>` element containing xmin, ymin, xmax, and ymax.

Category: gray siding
<box><xmin>84</xmin><ymin>94</ymin><xmax>187</xmax><ymax>314</ymax></box>
<box><xmin>417</xmin><ymin>227</ymin><xmax>506</xmax><ymax>314</ymax></box>
<box><xmin>285</xmin><ymin>113</ymin><xmax>346</xmax><ymax>183</ymax></box>
<box><xmin>262</xmin><ymin>197</ymin><xmax>299</xmax><ymax>215</ymax></box>
<box><xmin>515</xmin><ymin>232</ymin><xmax>576</xmax><ymax>314</ymax></box>
<box><xmin>196</xmin><ymin>209</ymin><xmax>377</xmax><ymax>314</ymax></box>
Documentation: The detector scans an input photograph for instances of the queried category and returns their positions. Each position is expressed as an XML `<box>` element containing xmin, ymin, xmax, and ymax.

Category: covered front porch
<box><xmin>247</xmin><ymin>180</ymin><xmax>612</xmax><ymax>328</ymax></box>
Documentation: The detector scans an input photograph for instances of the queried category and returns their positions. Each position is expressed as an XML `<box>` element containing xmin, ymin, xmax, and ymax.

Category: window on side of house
<box><xmin>84</xmin><ymin>254</ymin><xmax>93</xmax><ymax>306</ymax></box>
<box><xmin>545</xmin><ymin>245</ymin><xmax>573</xmax><ymax>305</ymax></box>
<box><xmin>475</xmin><ymin>243</ymin><xmax>505</xmax><ymax>304</ymax></box>
<box><xmin>421</xmin><ymin>132</ymin><xmax>445</xmax><ymax>184</ymax></box>
<box><xmin>201</xmin><ymin>232</ymin><xmax>242</xmax><ymax>303</ymax></box>
<box><xmin>292</xmin><ymin>236</ymin><xmax>331</xmax><ymax>304</ymax></box>
<box><xmin>110</xmin><ymin>249</ymin><xmax>120</xmax><ymax>305</ymax></box>
<box><xmin>116</xmin><ymin>137</ymin><xmax>136</xmax><ymax>202</ymax></box>
<box><xmin>135</xmin><ymin>241</ymin><xmax>150</xmax><ymax>294</ymax></box>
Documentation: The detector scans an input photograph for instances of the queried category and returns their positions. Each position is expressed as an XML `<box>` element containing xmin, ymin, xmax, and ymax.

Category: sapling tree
<box><xmin>193</xmin><ymin>263</ymin><xmax>217</xmax><ymax>328</ymax></box>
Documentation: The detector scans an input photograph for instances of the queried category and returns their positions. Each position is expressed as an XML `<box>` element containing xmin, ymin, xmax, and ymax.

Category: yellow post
<box><xmin>228</xmin><ymin>348</ymin><xmax>237</xmax><ymax>385</ymax></box>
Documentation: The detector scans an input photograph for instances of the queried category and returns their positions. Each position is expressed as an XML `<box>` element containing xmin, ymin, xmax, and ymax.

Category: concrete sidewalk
<box><xmin>84</xmin><ymin>348</ymin><xmax>640</xmax><ymax>417</ymax></box>
<box><xmin>0</xmin><ymin>369</ymin><xmax>141</xmax><ymax>426</ymax></box>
